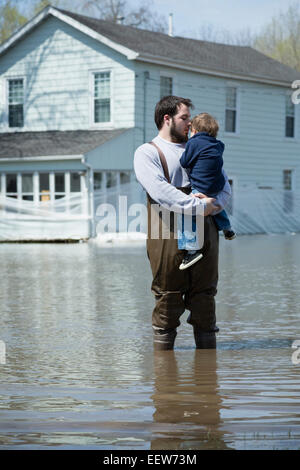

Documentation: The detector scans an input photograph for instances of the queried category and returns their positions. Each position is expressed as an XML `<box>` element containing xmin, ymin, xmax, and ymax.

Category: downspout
<box><xmin>81</xmin><ymin>156</ymin><xmax>96</xmax><ymax>238</ymax></box>
<box><xmin>143</xmin><ymin>71</ymin><xmax>150</xmax><ymax>142</ymax></box>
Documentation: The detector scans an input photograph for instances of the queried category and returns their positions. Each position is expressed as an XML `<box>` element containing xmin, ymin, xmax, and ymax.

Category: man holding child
<box><xmin>134</xmin><ymin>95</ymin><xmax>232</xmax><ymax>350</ymax></box>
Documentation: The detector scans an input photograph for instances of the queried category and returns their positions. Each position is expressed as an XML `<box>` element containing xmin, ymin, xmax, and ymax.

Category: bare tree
<box><xmin>81</xmin><ymin>0</ymin><xmax>167</xmax><ymax>32</ymax></box>
<box><xmin>191</xmin><ymin>23</ymin><xmax>255</xmax><ymax>46</ymax></box>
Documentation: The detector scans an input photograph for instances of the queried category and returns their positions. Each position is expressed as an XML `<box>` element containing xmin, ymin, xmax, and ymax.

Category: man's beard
<box><xmin>170</xmin><ymin>121</ymin><xmax>188</xmax><ymax>143</ymax></box>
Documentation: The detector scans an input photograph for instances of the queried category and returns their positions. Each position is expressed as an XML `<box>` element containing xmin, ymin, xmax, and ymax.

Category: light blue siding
<box><xmin>0</xmin><ymin>16</ymin><xmax>135</xmax><ymax>131</ymax></box>
<box><xmin>86</xmin><ymin>128</ymin><xmax>135</xmax><ymax>170</ymax></box>
<box><xmin>1</xmin><ymin>12</ymin><xmax>299</xmax><ymax>195</ymax></box>
<box><xmin>134</xmin><ymin>62</ymin><xmax>300</xmax><ymax>191</ymax></box>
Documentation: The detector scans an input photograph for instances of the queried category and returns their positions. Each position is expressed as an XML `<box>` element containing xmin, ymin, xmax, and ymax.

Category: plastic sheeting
<box><xmin>0</xmin><ymin>193</ymin><xmax>90</xmax><ymax>241</ymax></box>
<box><xmin>229</xmin><ymin>188</ymin><xmax>300</xmax><ymax>235</ymax></box>
<box><xmin>0</xmin><ymin>184</ymin><xmax>299</xmax><ymax>241</ymax></box>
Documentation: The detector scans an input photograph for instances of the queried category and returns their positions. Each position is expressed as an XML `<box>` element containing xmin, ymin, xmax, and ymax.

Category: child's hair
<box><xmin>191</xmin><ymin>113</ymin><xmax>219</xmax><ymax>138</ymax></box>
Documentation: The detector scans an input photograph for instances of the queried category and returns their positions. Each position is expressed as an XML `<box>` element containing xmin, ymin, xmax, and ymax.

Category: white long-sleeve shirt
<box><xmin>134</xmin><ymin>135</ymin><xmax>231</xmax><ymax>215</ymax></box>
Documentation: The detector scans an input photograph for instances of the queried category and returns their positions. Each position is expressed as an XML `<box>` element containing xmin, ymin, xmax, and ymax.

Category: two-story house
<box><xmin>0</xmin><ymin>6</ymin><xmax>299</xmax><ymax>240</ymax></box>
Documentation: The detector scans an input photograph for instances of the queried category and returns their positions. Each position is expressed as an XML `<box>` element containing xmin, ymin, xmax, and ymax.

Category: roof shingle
<box><xmin>58</xmin><ymin>8</ymin><xmax>299</xmax><ymax>85</ymax></box>
<box><xmin>0</xmin><ymin>129</ymin><xmax>128</xmax><ymax>158</ymax></box>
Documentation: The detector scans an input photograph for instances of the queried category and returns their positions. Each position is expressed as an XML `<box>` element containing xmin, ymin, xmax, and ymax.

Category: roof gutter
<box><xmin>134</xmin><ymin>53</ymin><xmax>294</xmax><ymax>88</ymax></box>
<box><xmin>0</xmin><ymin>154</ymin><xmax>83</xmax><ymax>162</ymax></box>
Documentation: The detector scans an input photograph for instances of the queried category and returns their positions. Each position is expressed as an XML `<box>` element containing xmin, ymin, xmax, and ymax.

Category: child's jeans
<box><xmin>177</xmin><ymin>190</ymin><xmax>232</xmax><ymax>250</ymax></box>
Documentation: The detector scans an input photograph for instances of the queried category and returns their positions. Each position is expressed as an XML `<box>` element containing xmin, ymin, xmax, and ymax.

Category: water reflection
<box><xmin>0</xmin><ymin>235</ymin><xmax>300</xmax><ymax>449</ymax></box>
<box><xmin>151</xmin><ymin>350</ymin><xmax>230</xmax><ymax>450</ymax></box>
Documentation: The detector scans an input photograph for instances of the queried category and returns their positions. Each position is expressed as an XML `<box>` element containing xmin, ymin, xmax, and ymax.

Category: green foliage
<box><xmin>254</xmin><ymin>2</ymin><xmax>300</xmax><ymax>72</ymax></box>
<box><xmin>0</xmin><ymin>0</ymin><xmax>27</xmax><ymax>44</ymax></box>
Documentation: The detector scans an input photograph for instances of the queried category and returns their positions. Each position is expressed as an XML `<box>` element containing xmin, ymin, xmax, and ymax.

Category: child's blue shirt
<box><xmin>180</xmin><ymin>132</ymin><xmax>225</xmax><ymax>196</ymax></box>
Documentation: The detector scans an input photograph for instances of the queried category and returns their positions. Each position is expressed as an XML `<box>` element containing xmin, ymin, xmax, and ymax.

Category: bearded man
<box><xmin>134</xmin><ymin>96</ymin><xmax>231</xmax><ymax>350</ymax></box>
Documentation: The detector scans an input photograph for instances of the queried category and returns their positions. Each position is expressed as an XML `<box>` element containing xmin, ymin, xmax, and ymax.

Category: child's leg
<box><xmin>214</xmin><ymin>210</ymin><xmax>236</xmax><ymax>240</ymax></box>
<box><xmin>213</xmin><ymin>209</ymin><xmax>232</xmax><ymax>231</ymax></box>
<box><xmin>177</xmin><ymin>212</ymin><xmax>200</xmax><ymax>251</ymax></box>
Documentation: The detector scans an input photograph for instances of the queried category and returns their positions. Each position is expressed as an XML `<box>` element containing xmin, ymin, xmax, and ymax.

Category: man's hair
<box><xmin>154</xmin><ymin>95</ymin><xmax>193</xmax><ymax>130</ymax></box>
<box><xmin>191</xmin><ymin>113</ymin><xmax>219</xmax><ymax>138</ymax></box>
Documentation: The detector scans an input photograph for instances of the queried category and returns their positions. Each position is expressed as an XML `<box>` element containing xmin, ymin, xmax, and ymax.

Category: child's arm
<box><xmin>179</xmin><ymin>140</ymin><xmax>195</xmax><ymax>168</ymax></box>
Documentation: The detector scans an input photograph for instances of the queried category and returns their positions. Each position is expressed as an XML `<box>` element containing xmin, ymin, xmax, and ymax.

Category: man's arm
<box><xmin>134</xmin><ymin>144</ymin><xmax>216</xmax><ymax>216</ymax></box>
<box><xmin>192</xmin><ymin>170</ymin><xmax>231</xmax><ymax>215</ymax></box>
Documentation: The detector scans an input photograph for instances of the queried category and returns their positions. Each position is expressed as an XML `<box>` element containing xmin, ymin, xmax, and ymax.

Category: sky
<box><xmin>131</xmin><ymin>0</ymin><xmax>299</xmax><ymax>38</ymax></box>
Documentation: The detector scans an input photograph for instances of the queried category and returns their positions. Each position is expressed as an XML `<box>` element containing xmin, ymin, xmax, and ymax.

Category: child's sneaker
<box><xmin>223</xmin><ymin>229</ymin><xmax>236</xmax><ymax>240</ymax></box>
<box><xmin>179</xmin><ymin>251</ymin><xmax>203</xmax><ymax>270</ymax></box>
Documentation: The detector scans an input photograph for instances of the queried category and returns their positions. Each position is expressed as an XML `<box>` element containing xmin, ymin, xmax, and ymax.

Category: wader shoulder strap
<box><xmin>148</xmin><ymin>141</ymin><xmax>171</xmax><ymax>184</ymax></box>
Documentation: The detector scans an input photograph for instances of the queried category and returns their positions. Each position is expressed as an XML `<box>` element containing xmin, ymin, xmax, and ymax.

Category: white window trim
<box><xmin>89</xmin><ymin>68</ymin><xmax>114</xmax><ymax>129</ymax></box>
<box><xmin>285</xmin><ymin>92</ymin><xmax>298</xmax><ymax>141</ymax></box>
<box><xmin>159</xmin><ymin>71</ymin><xmax>177</xmax><ymax>97</ymax></box>
<box><xmin>224</xmin><ymin>83</ymin><xmax>240</xmax><ymax>136</ymax></box>
<box><xmin>4</xmin><ymin>75</ymin><xmax>26</xmax><ymax>131</ymax></box>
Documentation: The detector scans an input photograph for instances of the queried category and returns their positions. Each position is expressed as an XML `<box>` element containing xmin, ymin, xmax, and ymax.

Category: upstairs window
<box><xmin>160</xmin><ymin>76</ymin><xmax>173</xmax><ymax>98</ymax></box>
<box><xmin>8</xmin><ymin>78</ymin><xmax>24</xmax><ymax>128</ymax></box>
<box><xmin>225</xmin><ymin>86</ymin><xmax>237</xmax><ymax>133</ymax></box>
<box><xmin>283</xmin><ymin>169</ymin><xmax>294</xmax><ymax>213</ymax></box>
<box><xmin>283</xmin><ymin>169</ymin><xmax>293</xmax><ymax>191</ymax></box>
<box><xmin>94</xmin><ymin>71</ymin><xmax>111</xmax><ymax>123</ymax></box>
<box><xmin>285</xmin><ymin>95</ymin><xmax>295</xmax><ymax>138</ymax></box>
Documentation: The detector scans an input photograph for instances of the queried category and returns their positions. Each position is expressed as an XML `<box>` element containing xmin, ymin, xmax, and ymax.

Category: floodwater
<box><xmin>0</xmin><ymin>234</ymin><xmax>300</xmax><ymax>450</ymax></box>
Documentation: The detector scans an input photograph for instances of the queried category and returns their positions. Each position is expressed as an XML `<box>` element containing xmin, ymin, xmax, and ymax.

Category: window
<box><xmin>8</xmin><ymin>78</ymin><xmax>24</xmax><ymax>128</ymax></box>
<box><xmin>39</xmin><ymin>173</ymin><xmax>50</xmax><ymax>201</ymax></box>
<box><xmin>94</xmin><ymin>72</ymin><xmax>111</xmax><ymax>123</ymax></box>
<box><xmin>120</xmin><ymin>172</ymin><xmax>131</xmax><ymax>185</ymax></box>
<box><xmin>6</xmin><ymin>174</ymin><xmax>17</xmax><ymax>198</ymax></box>
<box><xmin>160</xmin><ymin>76</ymin><xmax>173</xmax><ymax>98</ymax></box>
<box><xmin>225</xmin><ymin>86</ymin><xmax>237</xmax><ymax>133</ymax></box>
<box><xmin>55</xmin><ymin>173</ymin><xmax>65</xmax><ymax>199</ymax></box>
<box><xmin>285</xmin><ymin>95</ymin><xmax>295</xmax><ymax>138</ymax></box>
<box><xmin>70</xmin><ymin>172</ymin><xmax>81</xmax><ymax>192</ymax></box>
<box><xmin>22</xmin><ymin>173</ymin><xmax>33</xmax><ymax>201</ymax></box>
<box><xmin>283</xmin><ymin>169</ymin><xmax>294</xmax><ymax>213</ymax></box>
<box><xmin>283</xmin><ymin>170</ymin><xmax>293</xmax><ymax>191</ymax></box>
<box><xmin>226</xmin><ymin>179</ymin><xmax>234</xmax><ymax>215</ymax></box>
<box><xmin>106</xmin><ymin>171</ymin><xmax>117</xmax><ymax>188</ymax></box>
<box><xmin>94</xmin><ymin>172</ymin><xmax>102</xmax><ymax>191</ymax></box>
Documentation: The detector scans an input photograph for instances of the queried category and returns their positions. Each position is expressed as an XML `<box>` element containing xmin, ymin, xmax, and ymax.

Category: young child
<box><xmin>178</xmin><ymin>112</ymin><xmax>236</xmax><ymax>270</ymax></box>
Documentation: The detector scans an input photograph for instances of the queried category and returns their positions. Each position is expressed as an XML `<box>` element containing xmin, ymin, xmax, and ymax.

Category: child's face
<box><xmin>190</xmin><ymin>127</ymin><xmax>197</xmax><ymax>137</ymax></box>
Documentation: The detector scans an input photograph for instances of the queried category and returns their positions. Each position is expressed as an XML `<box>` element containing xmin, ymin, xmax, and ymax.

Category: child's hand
<box><xmin>192</xmin><ymin>192</ymin><xmax>207</xmax><ymax>199</ymax></box>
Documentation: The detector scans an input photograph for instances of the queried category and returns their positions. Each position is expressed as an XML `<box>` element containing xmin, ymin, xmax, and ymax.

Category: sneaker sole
<box><xmin>225</xmin><ymin>234</ymin><xmax>236</xmax><ymax>240</ymax></box>
<box><xmin>179</xmin><ymin>253</ymin><xmax>203</xmax><ymax>270</ymax></box>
